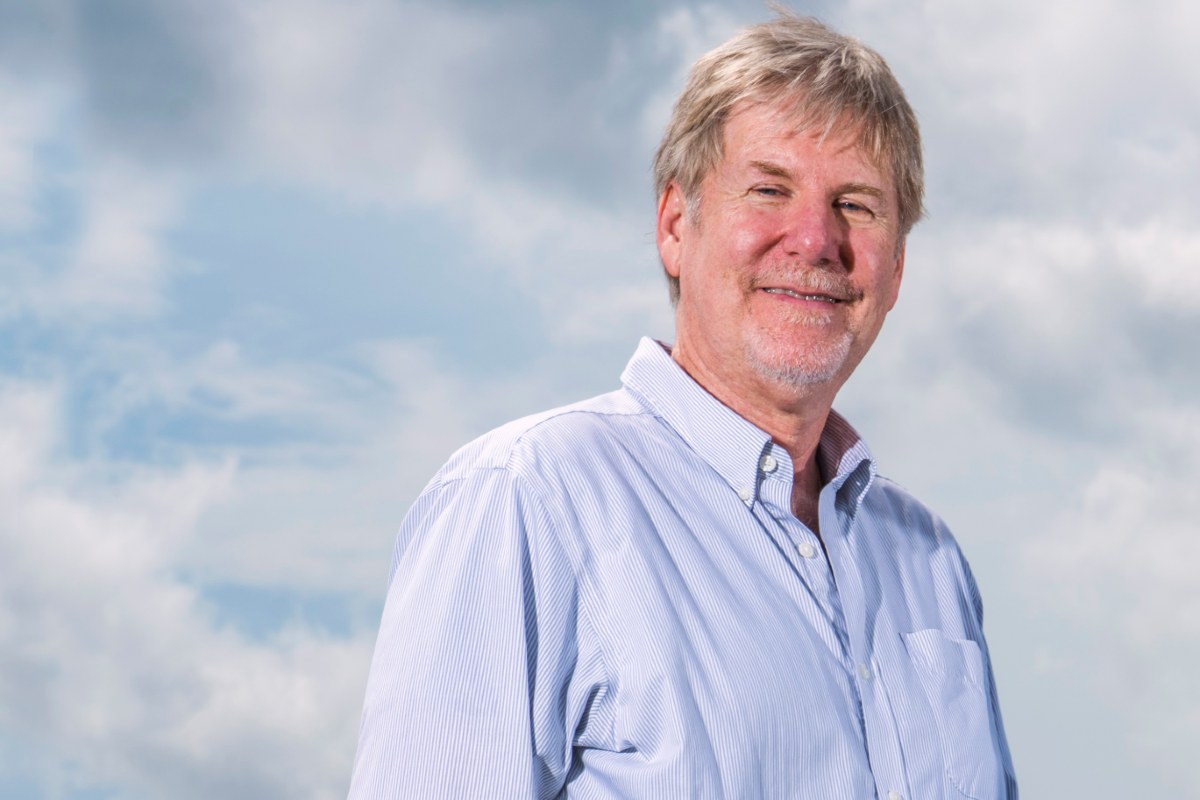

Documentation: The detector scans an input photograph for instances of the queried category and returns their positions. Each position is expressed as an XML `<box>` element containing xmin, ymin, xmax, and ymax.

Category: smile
<box><xmin>763</xmin><ymin>287</ymin><xmax>844</xmax><ymax>304</ymax></box>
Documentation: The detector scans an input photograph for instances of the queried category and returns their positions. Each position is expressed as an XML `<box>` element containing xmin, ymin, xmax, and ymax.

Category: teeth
<box><xmin>765</xmin><ymin>288</ymin><xmax>836</xmax><ymax>302</ymax></box>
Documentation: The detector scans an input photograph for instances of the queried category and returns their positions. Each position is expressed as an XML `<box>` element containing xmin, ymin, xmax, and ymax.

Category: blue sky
<box><xmin>2</xmin><ymin>0</ymin><xmax>1198</xmax><ymax>797</ymax></box>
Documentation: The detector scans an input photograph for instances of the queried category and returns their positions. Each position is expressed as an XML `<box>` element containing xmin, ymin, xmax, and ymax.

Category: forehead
<box><xmin>718</xmin><ymin>100</ymin><xmax>890</xmax><ymax>183</ymax></box>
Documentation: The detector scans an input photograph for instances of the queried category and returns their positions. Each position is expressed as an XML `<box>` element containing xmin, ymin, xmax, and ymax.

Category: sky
<box><xmin>0</xmin><ymin>0</ymin><xmax>1197</xmax><ymax>797</ymax></box>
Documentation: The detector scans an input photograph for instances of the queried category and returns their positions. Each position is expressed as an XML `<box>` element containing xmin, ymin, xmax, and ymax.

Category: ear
<box><xmin>656</xmin><ymin>182</ymin><xmax>687</xmax><ymax>280</ymax></box>
<box><xmin>886</xmin><ymin>239</ymin><xmax>906</xmax><ymax>311</ymax></box>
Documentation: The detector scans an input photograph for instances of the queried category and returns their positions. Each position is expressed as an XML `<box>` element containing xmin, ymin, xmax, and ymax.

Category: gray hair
<box><xmin>653</xmin><ymin>11</ymin><xmax>924</xmax><ymax>301</ymax></box>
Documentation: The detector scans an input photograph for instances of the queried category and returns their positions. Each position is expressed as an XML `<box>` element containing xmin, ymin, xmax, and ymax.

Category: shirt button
<box><xmin>858</xmin><ymin>663</ymin><xmax>872</xmax><ymax>681</ymax></box>
<box><xmin>887</xmin><ymin>792</ymin><xmax>902</xmax><ymax>800</ymax></box>
<box><xmin>796</xmin><ymin>542</ymin><xmax>816</xmax><ymax>559</ymax></box>
<box><xmin>760</xmin><ymin>454</ymin><xmax>778</xmax><ymax>473</ymax></box>
<box><xmin>738</xmin><ymin>486</ymin><xmax>753</xmax><ymax>502</ymax></box>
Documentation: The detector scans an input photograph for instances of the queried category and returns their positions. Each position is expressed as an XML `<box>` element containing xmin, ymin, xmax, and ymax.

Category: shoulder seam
<box><xmin>499</xmin><ymin>402</ymin><xmax>653</xmax><ymax>469</ymax></box>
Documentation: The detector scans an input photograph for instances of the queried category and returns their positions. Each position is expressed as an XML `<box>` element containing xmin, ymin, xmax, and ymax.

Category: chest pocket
<box><xmin>902</xmin><ymin>629</ymin><xmax>1003</xmax><ymax>800</ymax></box>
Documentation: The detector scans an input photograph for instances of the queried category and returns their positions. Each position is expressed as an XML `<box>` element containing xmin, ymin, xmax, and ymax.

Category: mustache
<box><xmin>751</xmin><ymin>268</ymin><xmax>863</xmax><ymax>302</ymax></box>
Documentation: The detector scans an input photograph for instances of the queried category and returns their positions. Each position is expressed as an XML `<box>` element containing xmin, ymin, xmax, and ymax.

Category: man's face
<box><xmin>657</xmin><ymin>100</ymin><xmax>905</xmax><ymax>405</ymax></box>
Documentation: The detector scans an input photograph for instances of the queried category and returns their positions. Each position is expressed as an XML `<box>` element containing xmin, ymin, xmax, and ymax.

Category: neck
<box><xmin>668</xmin><ymin>345</ymin><xmax>836</xmax><ymax>532</ymax></box>
<box><xmin>791</xmin><ymin>455</ymin><xmax>824</xmax><ymax>534</ymax></box>
<box><xmin>761</xmin><ymin>403</ymin><xmax>828</xmax><ymax>536</ymax></box>
<box><xmin>738</xmin><ymin>388</ymin><xmax>830</xmax><ymax>535</ymax></box>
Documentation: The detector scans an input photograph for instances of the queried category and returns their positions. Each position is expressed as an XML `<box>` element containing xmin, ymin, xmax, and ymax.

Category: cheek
<box><xmin>727</xmin><ymin>214</ymin><xmax>777</xmax><ymax>260</ymax></box>
<box><xmin>885</xmin><ymin>280</ymin><xmax>901</xmax><ymax>310</ymax></box>
<box><xmin>882</xmin><ymin>259</ymin><xmax>904</xmax><ymax>307</ymax></box>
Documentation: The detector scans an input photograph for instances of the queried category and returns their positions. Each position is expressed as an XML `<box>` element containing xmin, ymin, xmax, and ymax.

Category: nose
<box><xmin>781</xmin><ymin>198</ymin><xmax>845</xmax><ymax>267</ymax></box>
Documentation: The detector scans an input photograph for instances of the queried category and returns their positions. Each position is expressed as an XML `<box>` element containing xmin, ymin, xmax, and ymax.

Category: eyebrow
<box><xmin>749</xmin><ymin>160</ymin><xmax>793</xmax><ymax>179</ymax></box>
<box><xmin>839</xmin><ymin>182</ymin><xmax>887</xmax><ymax>199</ymax></box>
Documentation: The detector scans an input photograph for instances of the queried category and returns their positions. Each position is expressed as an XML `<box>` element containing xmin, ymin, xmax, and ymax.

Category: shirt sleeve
<box><xmin>347</xmin><ymin>465</ymin><xmax>598</xmax><ymax>799</ymax></box>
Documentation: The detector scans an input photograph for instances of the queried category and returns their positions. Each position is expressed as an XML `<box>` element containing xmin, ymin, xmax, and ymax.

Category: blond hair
<box><xmin>653</xmin><ymin>11</ymin><xmax>924</xmax><ymax>300</ymax></box>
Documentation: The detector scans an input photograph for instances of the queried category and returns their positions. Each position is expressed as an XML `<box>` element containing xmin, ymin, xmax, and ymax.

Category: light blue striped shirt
<box><xmin>349</xmin><ymin>337</ymin><xmax>1017</xmax><ymax>799</ymax></box>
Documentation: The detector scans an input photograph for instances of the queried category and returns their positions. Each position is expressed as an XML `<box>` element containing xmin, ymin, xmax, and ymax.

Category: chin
<box><xmin>743</xmin><ymin>331</ymin><xmax>853</xmax><ymax>389</ymax></box>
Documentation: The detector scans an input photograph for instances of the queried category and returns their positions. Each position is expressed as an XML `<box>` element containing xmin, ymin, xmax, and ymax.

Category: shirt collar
<box><xmin>819</xmin><ymin>408</ymin><xmax>877</xmax><ymax>517</ymax></box>
<box><xmin>620</xmin><ymin>337</ymin><xmax>876</xmax><ymax>511</ymax></box>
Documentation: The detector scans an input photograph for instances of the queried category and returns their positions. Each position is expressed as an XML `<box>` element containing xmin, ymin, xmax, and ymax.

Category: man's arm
<box><xmin>348</xmin><ymin>466</ymin><xmax>592</xmax><ymax>799</ymax></box>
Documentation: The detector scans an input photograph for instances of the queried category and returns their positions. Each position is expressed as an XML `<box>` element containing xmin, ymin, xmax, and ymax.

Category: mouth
<box><xmin>762</xmin><ymin>287</ymin><xmax>847</xmax><ymax>304</ymax></box>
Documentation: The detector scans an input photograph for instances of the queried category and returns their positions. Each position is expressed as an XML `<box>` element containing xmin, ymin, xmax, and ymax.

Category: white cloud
<box><xmin>47</xmin><ymin>165</ymin><xmax>181</xmax><ymax>319</ymax></box>
<box><xmin>0</xmin><ymin>74</ymin><xmax>56</xmax><ymax>232</ymax></box>
<box><xmin>637</xmin><ymin>4</ymin><xmax>742</xmax><ymax>146</ymax></box>
<box><xmin>0</xmin><ymin>378</ymin><xmax>371</xmax><ymax>799</ymax></box>
<box><xmin>857</xmin><ymin>212</ymin><xmax>1198</xmax><ymax>452</ymax></box>
<box><xmin>1113</xmin><ymin>221</ymin><xmax>1200</xmax><ymax>310</ymax></box>
<box><xmin>179</xmin><ymin>336</ymin><xmax>587</xmax><ymax>592</ymax></box>
<box><xmin>222</xmin><ymin>0</ymin><xmax>684</xmax><ymax>345</ymax></box>
<box><xmin>231</xmin><ymin>0</ymin><xmax>495</xmax><ymax>197</ymax></box>
<box><xmin>842</xmin><ymin>0</ymin><xmax>1200</xmax><ymax>233</ymax></box>
<box><xmin>180</xmin><ymin>339</ymin><xmax>485</xmax><ymax>591</ymax></box>
<box><xmin>1033</xmin><ymin>411</ymin><xmax>1200</xmax><ymax>642</ymax></box>
<box><xmin>0</xmin><ymin>63</ymin><xmax>191</xmax><ymax>324</ymax></box>
<box><xmin>1016</xmin><ymin>402</ymin><xmax>1200</xmax><ymax>793</ymax></box>
<box><xmin>2</xmin><ymin>156</ymin><xmax>185</xmax><ymax>325</ymax></box>
<box><xmin>137</xmin><ymin>337</ymin><xmax>375</xmax><ymax>427</ymax></box>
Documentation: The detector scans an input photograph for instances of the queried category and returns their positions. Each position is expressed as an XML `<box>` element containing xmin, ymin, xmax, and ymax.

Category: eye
<box><xmin>751</xmin><ymin>185</ymin><xmax>787</xmax><ymax>198</ymax></box>
<box><xmin>836</xmin><ymin>199</ymin><xmax>876</xmax><ymax>217</ymax></box>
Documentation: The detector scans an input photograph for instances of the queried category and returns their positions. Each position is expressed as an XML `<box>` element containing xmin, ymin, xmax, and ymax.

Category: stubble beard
<box><xmin>740</xmin><ymin>264</ymin><xmax>863</xmax><ymax>388</ymax></box>
<box><xmin>743</xmin><ymin>311</ymin><xmax>854</xmax><ymax>389</ymax></box>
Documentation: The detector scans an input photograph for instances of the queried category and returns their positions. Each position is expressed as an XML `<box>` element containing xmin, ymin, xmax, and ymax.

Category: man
<box><xmin>350</xmin><ymin>12</ymin><xmax>1016</xmax><ymax>799</ymax></box>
